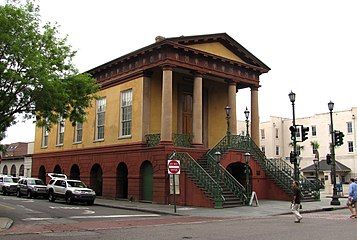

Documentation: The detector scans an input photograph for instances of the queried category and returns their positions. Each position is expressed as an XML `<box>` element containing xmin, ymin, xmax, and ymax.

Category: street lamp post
<box><xmin>244</xmin><ymin>152</ymin><xmax>251</xmax><ymax>197</ymax></box>
<box><xmin>244</xmin><ymin>107</ymin><xmax>250</xmax><ymax>137</ymax></box>
<box><xmin>225</xmin><ymin>105</ymin><xmax>231</xmax><ymax>146</ymax></box>
<box><xmin>289</xmin><ymin>91</ymin><xmax>299</xmax><ymax>181</ymax></box>
<box><xmin>214</xmin><ymin>151</ymin><xmax>222</xmax><ymax>180</ymax></box>
<box><xmin>328</xmin><ymin>101</ymin><xmax>340</xmax><ymax>205</ymax></box>
<box><xmin>313</xmin><ymin>154</ymin><xmax>319</xmax><ymax>191</ymax></box>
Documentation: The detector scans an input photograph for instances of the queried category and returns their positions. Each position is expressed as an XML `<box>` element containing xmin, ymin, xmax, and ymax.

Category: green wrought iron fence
<box><xmin>145</xmin><ymin>133</ymin><xmax>193</xmax><ymax>148</ymax></box>
<box><xmin>168</xmin><ymin>151</ymin><xmax>224</xmax><ymax>208</ymax></box>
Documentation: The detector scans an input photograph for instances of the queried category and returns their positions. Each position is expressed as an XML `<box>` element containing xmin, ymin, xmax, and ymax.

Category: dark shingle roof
<box><xmin>301</xmin><ymin>159</ymin><xmax>351</xmax><ymax>173</ymax></box>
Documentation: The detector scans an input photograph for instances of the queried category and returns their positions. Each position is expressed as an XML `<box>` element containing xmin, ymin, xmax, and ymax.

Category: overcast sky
<box><xmin>1</xmin><ymin>0</ymin><xmax>357</xmax><ymax>144</ymax></box>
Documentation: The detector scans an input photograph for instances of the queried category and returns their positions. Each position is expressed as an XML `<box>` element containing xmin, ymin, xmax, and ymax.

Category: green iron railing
<box><xmin>168</xmin><ymin>151</ymin><xmax>224</xmax><ymax>208</ymax></box>
<box><xmin>206</xmin><ymin>137</ymin><xmax>248</xmax><ymax>205</ymax></box>
<box><xmin>172</xmin><ymin>134</ymin><xmax>193</xmax><ymax>148</ymax></box>
<box><xmin>145</xmin><ymin>133</ymin><xmax>192</xmax><ymax>148</ymax></box>
<box><xmin>145</xmin><ymin>133</ymin><xmax>161</xmax><ymax>147</ymax></box>
<box><xmin>210</xmin><ymin>135</ymin><xmax>319</xmax><ymax>200</ymax></box>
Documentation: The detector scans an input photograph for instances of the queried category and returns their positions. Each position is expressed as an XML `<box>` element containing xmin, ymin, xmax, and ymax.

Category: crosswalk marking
<box><xmin>69</xmin><ymin>214</ymin><xmax>160</xmax><ymax>219</ymax></box>
<box><xmin>22</xmin><ymin>214</ymin><xmax>160</xmax><ymax>221</ymax></box>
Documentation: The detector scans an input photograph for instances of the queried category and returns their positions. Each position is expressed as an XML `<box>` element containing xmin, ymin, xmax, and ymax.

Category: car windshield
<box><xmin>4</xmin><ymin>177</ymin><xmax>14</xmax><ymax>183</ymax></box>
<box><xmin>12</xmin><ymin>177</ymin><xmax>19</xmax><ymax>183</ymax></box>
<box><xmin>28</xmin><ymin>179</ymin><xmax>45</xmax><ymax>185</ymax></box>
<box><xmin>67</xmin><ymin>181</ymin><xmax>87</xmax><ymax>188</ymax></box>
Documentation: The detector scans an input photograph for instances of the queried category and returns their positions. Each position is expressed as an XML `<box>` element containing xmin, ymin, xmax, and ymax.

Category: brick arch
<box><xmin>38</xmin><ymin>165</ymin><xmax>46</xmax><ymax>183</ymax></box>
<box><xmin>90</xmin><ymin>163</ymin><xmax>103</xmax><ymax>196</ymax></box>
<box><xmin>2</xmin><ymin>165</ymin><xmax>8</xmax><ymax>175</ymax></box>
<box><xmin>19</xmin><ymin>164</ymin><xmax>24</xmax><ymax>177</ymax></box>
<box><xmin>53</xmin><ymin>164</ymin><xmax>62</xmax><ymax>174</ymax></box>
<box><xmin>70</xmin><ymin>164</ymin><xmax>80</xmax><ymax>180</ymax></box>
<box><xmin>139</xmin><ymin>160</ymin><xmax>153</xmax><ymax>202</ymax></box>
<box><xmin>10</xmin><ymin>164</ymin><xmax>16</xmax><ymax>177</ymax></box>
<box><xmin>116</xmin><ymin>162</ymin><xmax>128</xmax><ymax>199</ymax></box>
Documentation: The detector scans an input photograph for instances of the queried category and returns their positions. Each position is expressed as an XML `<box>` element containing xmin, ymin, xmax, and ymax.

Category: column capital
<box><xmin>191</xmin><ymin>71</ymin><xmax>205</xmax><ymax>78</ymax></box>
<box><xmin>225</xmin><ymin>79</ymin><xmax>236</xmax><ymax>85</ymax></box>
<box><xmin>161</xmin><ymin>64</ymin><xmax>175</xmax><ymax>71</ymax></box>
<box><xmin>251</xmin><ymin>85</ymin><xmax>260</xmax><ymax>91</ymax></box>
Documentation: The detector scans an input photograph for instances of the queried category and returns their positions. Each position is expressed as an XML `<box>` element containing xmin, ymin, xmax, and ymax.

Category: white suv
<box><xmin>0</xmin><ymin>175</ymin><xmax>18</xmax><ymax>195</ymax></box>
<box><xmin>46</xmin><ymin>174</ymin><xmax>96</xmax><ymax>205</ymax></box>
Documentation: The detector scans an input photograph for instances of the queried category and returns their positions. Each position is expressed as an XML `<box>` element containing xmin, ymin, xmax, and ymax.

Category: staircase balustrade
<box><xmin>168</xmin><ymin>152</ymin><xmax>224</xmax><ymax>208</ymax></box>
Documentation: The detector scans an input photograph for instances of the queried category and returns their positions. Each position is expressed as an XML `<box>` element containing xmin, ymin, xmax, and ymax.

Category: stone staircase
<box><xmin>197</xmin><ymin>156</ymin><xmax>246</xmax><ymax>208</ymax></box>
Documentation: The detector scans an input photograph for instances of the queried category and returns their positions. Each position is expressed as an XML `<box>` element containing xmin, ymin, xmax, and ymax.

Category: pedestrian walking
<box><xmin>347</xmin><ymin>178</ymin><xmax>357</xmax><ymax>218</ymax></box>
<box><xmin>291</xmin><ymin>181</ymin><xmax>302</xmax><ymax>223</ymax></box>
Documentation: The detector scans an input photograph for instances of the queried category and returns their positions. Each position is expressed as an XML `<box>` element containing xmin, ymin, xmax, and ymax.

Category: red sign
<box><xmin>168</xmin><ymin>160</ymin><xmax>180</xmax><ymax>175</ymax></box>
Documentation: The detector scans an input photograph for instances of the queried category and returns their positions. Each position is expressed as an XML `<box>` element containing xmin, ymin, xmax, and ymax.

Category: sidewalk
<box><xmin>95</xmin><ymin>192</ymin><xmax>348</xmax><ymax>218</ymax></box>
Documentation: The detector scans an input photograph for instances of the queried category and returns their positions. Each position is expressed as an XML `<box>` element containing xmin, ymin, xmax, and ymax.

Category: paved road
<box><xmin>1</xmin><ymin>193</ymin><xmax>355</xmax><ymax>240</ymax></box>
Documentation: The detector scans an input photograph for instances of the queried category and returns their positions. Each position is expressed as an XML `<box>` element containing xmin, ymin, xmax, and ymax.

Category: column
<box><xmin>192</xmin><ymin>73</ymin><xmax>203</xmax><ymax>145</ymax></box>
<box><xmin>228</xmin><ymin>81</ymin><xmax>237</xmax><ymax>135</ymax></box>
<box><xmin>160</xmin><ymin>66</ymin><xmax>173</xmax><ymax>142</ymax></box>
<box><xmin>251</xmin><ymin>86</ymin><xmax>260</xmax><ymax>146</ymax></box>
<box><xmin>142</xmin><ymin>72</ymin><xmax>151</xmax><ymax>141</ymax></box>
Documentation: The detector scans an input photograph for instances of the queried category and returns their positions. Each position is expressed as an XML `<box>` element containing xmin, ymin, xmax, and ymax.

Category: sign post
<box><xmin>168</xmin><ymin>159</ymin><xmax>180</xmax><ymax>213</ymax></box>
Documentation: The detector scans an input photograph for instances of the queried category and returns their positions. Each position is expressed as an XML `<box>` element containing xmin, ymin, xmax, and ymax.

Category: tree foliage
<box><xmin>0</xmin><ymin>1</ymin><xmax>99</xmax><ymax>141</ymax></box>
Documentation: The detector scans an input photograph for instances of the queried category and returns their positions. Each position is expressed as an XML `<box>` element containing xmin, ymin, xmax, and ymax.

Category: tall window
<box><xmin>74</xmin><ymin>122</ymin><xmax>83</xmax><ymax>143</ymax></box>
<box><xmin>347</xmin><ymin>122</ymin><xmax>353</xmax><ymax>133</ymax></box>
<box><xmin>56</xmin><ymin>117</ymin><xmax>65</xmax><ymax>145</ymax></box>
<box><xmin>96</xmin><ymin>98</ymin><xmax>106</xmax><ymax>140</ymax></box>
<box><xmin>42</xmin><ymin>126</ymin><xmax>49</xmax><ymax>147</ymax></box>
<box><xmin>261</xmin><ymin>146</ymin><xmax>265</xmax><ymax>153</ymax></box>
<box><xmin>261</xmin><ymin>129</ymin><xmax>265</xmax><ymax>140</ymax></box>
<box><xmin>348</xmin><ymin>141</ymin><xmax>354</xmax><ymax>153</ymax></box>
<box><xmin>275</xmin><ymin>146</ymin><xmax>280</xmax><ymax>155</ymax></box>
<box><xmin>311</xmin><ymin>125</ymin><xmax>317</xmax><ymax>136</ymax></box>
<box><xmin>275</xmin><ymin>128</ymin><xmax>279</xmax><ymax>139</ymax></box>
<box><xmin>120</xmin><ymin>89</ymin><xmax>132</xmax><ymax>137</ymax></box>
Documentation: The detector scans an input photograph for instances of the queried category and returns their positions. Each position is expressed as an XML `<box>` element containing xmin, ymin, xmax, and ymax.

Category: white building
<box><xmin>238</xmin><ymin>107</ymin><xmax>357</xmax><ymax>189</ymax></box>
<box><xmin>0</xmin><ymin>142</ymin><xmax>34</xmax><ymax>177</ymax></box>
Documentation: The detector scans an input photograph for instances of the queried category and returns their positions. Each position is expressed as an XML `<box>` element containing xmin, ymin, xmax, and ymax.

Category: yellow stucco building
<box><xmin>32</xmin><ymin>33</ymin><xmax>283</xmax><ymax>208</ymax></box>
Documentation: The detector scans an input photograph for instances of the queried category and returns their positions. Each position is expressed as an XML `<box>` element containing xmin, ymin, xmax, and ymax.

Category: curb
<box><xmin>94</xmin><ymin>203</ymin><xmax>182</xmax><ymax>216</ymax></box>
<box><xmin>0</xmin><ymin>218</ymin><xmax>13</xmax><ymax>231</ymax></box>
<box><xmin>274</xmin><ymin>205</ymin><xmax>347</xmax><ymax>216</ymax></box>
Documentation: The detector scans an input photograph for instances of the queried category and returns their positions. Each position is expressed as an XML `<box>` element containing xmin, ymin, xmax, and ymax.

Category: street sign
<box><xmin>168</xmin><ymin>159</ymin><xmax>180</xmax><ymax>175</ymax></box>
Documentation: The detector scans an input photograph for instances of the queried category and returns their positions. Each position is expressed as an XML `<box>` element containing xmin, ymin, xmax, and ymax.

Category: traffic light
<box><xmin>301</xmin><ymin>126</ymin><xmax>309</xmax><ymax>142</ymax></box>
<box><xmin>326</xmin><ymin>154</ymin><xmax>332</xmax><ymax>165</ymax></box>
<box><xmin>334</xmin><ymin>130</ymin><xmax>345</xmax><ymax>146</ymax></box>
<box><xmin>289</xmin><ymin>126</ymin><xmax>296</xmax><ymax>140</ymax></box>
<box><xmin>290</xmin><ymin>151</ymin><xmax>296</xmax><ymax>164</ymax></box>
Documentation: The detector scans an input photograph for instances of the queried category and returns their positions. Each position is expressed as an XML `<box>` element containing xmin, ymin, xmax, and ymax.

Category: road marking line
<box><xmin>83</xmin><ymin>210</ymin><xmax>95</xmax><ymax>214</ymax></box>
<box><xmin>0</xmin><ymin>203</ymin><xmax>15</xmax><ymax>210</ymax></box>
<box><xmin>49</xmin><ymin>206</ymin><xmax>89</xmax><ymax>210</ymax></box>
<box><xmin>23</xmin><ymin>217</ymin><xmax>54</xmax><ymax>221</ymax></box>
<box><xmin>69</xmin><ymin>214</ymin><xmax>160</xmax><ymax>219</ymax></box>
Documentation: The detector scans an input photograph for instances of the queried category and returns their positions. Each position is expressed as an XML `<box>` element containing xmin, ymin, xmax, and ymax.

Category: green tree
<box><xmin>0</xmin><ymin>1</ymin><xmax>99</xmax><ymax>142</ymax></box>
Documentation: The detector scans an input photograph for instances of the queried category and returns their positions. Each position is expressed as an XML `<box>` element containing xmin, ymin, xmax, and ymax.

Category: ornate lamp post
<box><xmin>214</xmin><ymin>151</ymin><xmax>221</xmax><ymax>164</ymax></box>
<box><xmin>244</xmin><ymin>152</ymin><xmax>251</xmax><ymax>197</ymax></box>
<box><xmin>328</xmin><ymin>101</ymin><xmax>340</xmax><ymax>205</ymax></box>
<box><xmin>225</xmin><ymin>105</ymin><xmax>231</xmax><ymax>146</ymax></box>
<box><xmin>244</xmin><ymin>107</ymin><xmax>250</xmax><ymax>137</ymax></box>
<box><xmin>289</xmin><ymin>91</ymin><xmax>299</xmax><ymax>181</ymax></box>
<box><xmin>313</xmin><ymin>154</ymin><xmax>319</xmax><ymax>191</ymax></box>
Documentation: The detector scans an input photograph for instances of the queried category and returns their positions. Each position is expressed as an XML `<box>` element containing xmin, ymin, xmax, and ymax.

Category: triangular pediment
<box><xmin>187</xmin><ymin>42</ymin><xmax>246</xmax><ymax>64</ymax></box>
<box><xmin>167</xmin><ymin>33</ymin><xmax>270</xmax><ymax>71</ymax></box>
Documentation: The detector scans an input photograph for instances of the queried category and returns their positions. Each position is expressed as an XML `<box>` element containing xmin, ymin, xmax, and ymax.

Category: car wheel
<box><xmin>48</xmin><ymin>191</ymin><xmax>55</xmax><ymax>202</ymax></box>
<box><xmin>27</xmin><ymin>191</ymin><xmax>32</xmax><ymax>199</ymax></box>
<box><xmin>2</xmin><ymin>188</ymin><xmax>7</xmax><ymax>196</ymax></box>
<box><xmin>16</xmin><ymin>190</ymin><xmax>21</xmax><ymax>198</ymax></box>
<box><xmin>87</xmin><ymin>200</ymin><xmax>94</xmax><ymax>206</ymax></box>
<box><xmin>65</xmin><ymin>194</ymin><xmax>73</xmax><ymax>205</ymax></box>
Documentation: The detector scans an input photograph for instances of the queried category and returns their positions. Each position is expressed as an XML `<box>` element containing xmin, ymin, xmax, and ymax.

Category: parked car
<box><xmin>0</xmin><ymin>175</ymin><xmax>18</xmax><ymax>195</ymax></box>
<box><xmin>46</xmin><ymin>175</ymin><xmax>96</xmax><ymax>205</ymax></box>
<box><xmin>17</xmin><ymin>177</ymin><xmax>47</xmax><ymax>198</ymax></box>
